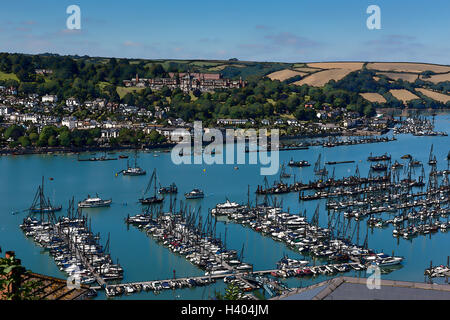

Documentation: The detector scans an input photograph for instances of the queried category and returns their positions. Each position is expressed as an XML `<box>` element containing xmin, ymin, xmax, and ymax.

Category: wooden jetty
<box><xmin>91</xmin><ymin>262</ymin><xmax>366</xmax><ymax>292</ymax></box>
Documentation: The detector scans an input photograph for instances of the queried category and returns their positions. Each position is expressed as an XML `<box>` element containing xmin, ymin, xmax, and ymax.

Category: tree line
<box><xmin>0</xmin><ymin>124</ymin><xmax>167</xmax><ymax>149</ymax></box>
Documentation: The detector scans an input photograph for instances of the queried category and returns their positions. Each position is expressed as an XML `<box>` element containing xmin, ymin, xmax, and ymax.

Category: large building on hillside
<box><xmin>123</xmin><ymin>72</ymin><xmax>246</xmax><ymax>92</ymax></box>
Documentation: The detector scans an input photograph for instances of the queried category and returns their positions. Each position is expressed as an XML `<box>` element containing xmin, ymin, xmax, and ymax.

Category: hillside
<box><xmin>1</xmin><ymin>52</ymin><xmax>450</xmax><ymax>109</ymax></box>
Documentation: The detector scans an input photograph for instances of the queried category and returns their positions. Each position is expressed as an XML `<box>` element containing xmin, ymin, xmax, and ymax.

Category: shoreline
<box><xmin>3</xmin><ymin>109</ymin><xmax>448</xmax><ymax>158</ymax></box>
<box><xmin>0</xmin><ymin>130</ymin><xmax>393</xmax><ymax>157</ymax></box>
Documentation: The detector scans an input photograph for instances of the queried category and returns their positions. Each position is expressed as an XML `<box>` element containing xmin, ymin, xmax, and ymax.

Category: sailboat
<box><xmin>29</xmin><ymin>177</ymin><xmax>62</xmax><ymax>214</ymax></box>
<box><xmin>428</xmin><ymin>144</ymin><xmax>437</xmax><ymax>166</ymax></box>
<box><xmin>391</xmin><ymin>160</ymin><xmax>403</xmax><ymax>170</ymax></box>
<box><xmin>122</xmin><ymin>151</ymin><xmax>146</xmax><ymax>176</ymax></box>
<box><xmin>314</xmin><ymin>154</ymin><xmax>328</xmax><ymax>176</ymax></box>
<box><xmin>280</xmin><ymin>163</ymin><xmax>291</xmax><ymax>179</ymax></box>
<box><xmin>139</xmin><ymin>169</ymin><xmax>164</xmax><ymax>204</ymax></box>
<box><xmin>288</xmin><ymin>158</ymin><xmax>310</xmax><ymax>168</ymax></box>
<box><xmin>158</xmin><ymin>182</ymin><xmax>178</xmax><ymax>194</ymax></box>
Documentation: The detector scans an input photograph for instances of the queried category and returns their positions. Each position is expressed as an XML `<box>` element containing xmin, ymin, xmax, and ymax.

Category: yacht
<box><xmin>376</xmin><ymin>255</ymin><xmax>403</xmax><ymax>267</ymax></box>
<box><xmin>371</xmin><ymin>163</ymin><xmax>388</xmax><ymax>171</ymax></box>
<box><xmin>367</xmin><ymin>153</ymin><xmax>391</xmax><ymax>162</ymax></box>
<box><xmin>211</xmin><ymin>200</ymin><xmax>245</xmax><ymax>216</ymax></box>
<box><xmin>391</xmin><ymin>160</ymin><xmax>404</xmax><ymax>170</ymax></box>
<box><xmin>29</xmin><ymin>177</ymin><xmax>62</xmax><ymax>214</ymax></box>
<box><xmin>288</xmin><ymin>158</ymin><xmax>310</xmax><ymax>167</ymax></box>
<box><xmin>158</xmin><ymin>183</ymin><xmax>178</xmax><ymax>194</ymax></box>
<box><xmin>185</xmin><ymin>189</ymin><xmax>204</xmax><ymax>199</ymax></box>
<box><xmin>78</xmin><ymin>195</ymin><xmax>112</xmax><ymax>208</ymax></box>
<box><xmin>139</xmin><ymin>169</ymin><xmax>164</xmax><ymax>204</ymax></box>
<box><xmin>122</xmin><ymin>152</ymin><xmax>146</xmax><ymax>176</ymax></box>
<box><xmin>123</xmin><ymin>165</ymin><xmax>146</xmax><ymax>176</ymax></box>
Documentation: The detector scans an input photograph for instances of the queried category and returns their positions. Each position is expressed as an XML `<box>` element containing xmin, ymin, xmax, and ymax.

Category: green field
<box><xmin>0</xmin><ymin>71</ymin><xmax>19</xmax><ymax>82</ymax></box>
<box><xmin>188</xmin><ymin>61</ymin><xmax>222</xmax><ymax>67</ymax></box>
<box><xmin>116</xmin><ymin>86</ymin><xmax>145</xmax><ymax>99</ymax></box>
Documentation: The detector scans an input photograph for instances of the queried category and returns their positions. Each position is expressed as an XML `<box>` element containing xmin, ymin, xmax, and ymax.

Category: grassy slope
<box><xmin>116</xmin><ymin>86</ymin><xmax>145</xmax><ymax>99</ymax></box>
<box><xmin>0</xmin><ymin>71</ymin><xmax>19</xmax><ymax>81</ymax></box>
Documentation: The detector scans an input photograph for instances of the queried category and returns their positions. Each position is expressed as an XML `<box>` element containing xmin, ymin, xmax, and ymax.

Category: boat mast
<box><xmin>154</xmin><ymin>169</ymin><xmax>158</xmax><ymax>198</ymax></box>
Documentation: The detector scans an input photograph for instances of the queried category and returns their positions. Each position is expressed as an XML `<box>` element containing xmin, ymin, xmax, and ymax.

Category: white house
<box><xmin>42</xmin><ymin>95</ymin><xmax>58</xmax><ymax>103</ymax></box>
<box><xmin>287</xmin><ymin>119</ymin><xmax>300</xmax><ymax>126</ymax></box>
<box><xmin>66</xmin><ymin>97</ymin><xmax>79</xmax><ymax>107</ymax></box>
<box><xmin>343</xmin><ymin>119</ymin><xmax>357</xmax><ymax>128</ymax></box>
<box><xmin>61</xmin><ymin>117</ymin><xmax>77</xmax><ymax>130</ymax></box>
<box><xmin>22</xmin><ymin>114</ymin><xmax>39</xmax><ymax>123</ymax></box>
<box><xmin>156</xmin><ymin>127</ymin><xmax>191</xmax><ymax>142</ymax></box>
<box><xmin>101</xmin><ymin>129</ymin><xmax>120</xmax><ymax>139</ymax></box>
<box><xmin>216</xmin><ymin>118</ymin><xmax>249</xmax><ymax>126</ymax></box>
<box><xmin>0</xmin><ymin>106</ymin><xmax>12</xmax><ymax>116</ymax></box>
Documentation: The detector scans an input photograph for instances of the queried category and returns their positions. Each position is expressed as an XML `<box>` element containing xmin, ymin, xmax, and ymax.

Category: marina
<box><xmin>19</xmin><ymin>200</ymin><xmax>124</xmax><ymax>287</ymax></box>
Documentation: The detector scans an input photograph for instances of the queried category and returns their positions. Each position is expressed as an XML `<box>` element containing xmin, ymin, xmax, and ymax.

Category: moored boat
<box><xmin>78</xmin><ymin>194</ymin><xmax>112</xmax><ymax>208</ymax></box>
<box><xmin>158</xmin><ymin>183</ymin><xmax>178</xmax><ymax>194</ymax></box>
<box><xmin>29</xmin><ymin>177</ymin><xmax>62</xmax><ymax>214</ymax></box>
<box><xmin>288</xmin><ymin>158</ymin><xmax>310</xmax><ymax>167</ymax></box>
<box><xmin>185</xmin><ymin>189</ymin><xmax>205</xmax><ymax>199</ymax></box>
<box><xmin>371</xmin><ymin>163</ymin><xmax>388</xmax><ymax>171</ymax></box>
<box><xmin>368</xmin><ymin>153</ymin><xmax>391</xmax><ymax>162</ymax></box>
<box><xmin>122</xmin><ymin>152</ymin><xmax>146</xmax><ymax>176</ymax></box>
<box><xmin>211</xmin><ymin>200</ymin><xmax>246</xmax><ymax>216</ymax></box>
<box><xmin>139</xmin><ymin>169</ymin><xmax>164</xmax><ymax>204</ymax></box>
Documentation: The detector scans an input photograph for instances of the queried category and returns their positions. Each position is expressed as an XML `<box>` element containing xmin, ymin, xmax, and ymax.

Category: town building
<box><xmin>123</xmin><ymin>72</ymin><xmax>246</xmax><ymax>93</ymax></box>
<box><xmin>42</xmin><ymin>95</ymin><xmax>58</xmax><ymax>103</ymax></box>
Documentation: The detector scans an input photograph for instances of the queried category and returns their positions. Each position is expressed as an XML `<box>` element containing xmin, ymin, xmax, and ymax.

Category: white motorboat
<box><xmin>185</xmin><ymin>189</ymin><xmax>204</xmax><ymax>199</ymax></box>
<box><xmin>78</xmin><ymin>194</ymin><xmax>112</xmax><ymax>208</ymax></box>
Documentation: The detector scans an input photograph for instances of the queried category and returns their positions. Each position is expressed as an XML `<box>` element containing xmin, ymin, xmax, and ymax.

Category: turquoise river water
<box><xmin>0</xmin><ymin>113</ymin><xmax>449</xmax><ymax>299</ymax></box>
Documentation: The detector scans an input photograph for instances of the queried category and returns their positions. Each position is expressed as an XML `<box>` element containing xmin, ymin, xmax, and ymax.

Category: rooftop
<box><xmin>273</xmin><ymin>276</ymin><xmax>450</xmax><ymax>300</ymax></box>
<box><xmin>20</xmin><ymin>272</ymin><xmax>91</xmax><ymax>300</ymax></box>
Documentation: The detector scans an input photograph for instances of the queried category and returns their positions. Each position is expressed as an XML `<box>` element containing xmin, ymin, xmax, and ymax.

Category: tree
<box><xmin>18</xmin><ymin>136</ymin><xmax>30</xmax><ymax>148</ymax></box>
<box><xmin>4</xmin><ymin>125</ymin><xmax>25</xmax><ymax>141</ymax></box>
<box><xmin>58</xmin><ymin>131</ymin><xmax>71</xmax><ymax>147</ymax></box>
<box><xmin>147</xmin><ymin>130</ymin><xmax>166</xmax><ymax>144</ymax></box>
<box><xmin>192</xmin><ymin>88</ymin><xmax>202</xmax><ymax>98</ymax></box>
<box><xmin>217</xmin><ymin>283</ymin><xmax>242</xmax><ymax>300</ymax></box>
<box><xmin>161</xmin><ymin>86</ymin><xmax>172</xmax><ymax>97</ymax></box>
<box><xmin>48</xmin><ymin>136</ymin><xmax>58</xmax><ymax>147</ymax></box>
<box><xmin>122</xmin><ymin>93</ymin><xmax>135</xmax><ymax>105</ymax></box>
<box><xmin>363</xmin><ymin>104</ymin><xmax>375</xmax><ymax>117</ymax></box>
<box><xmin>39</xmin><ymin>126</ymin><xmax>58</xmax><ymax>143</ymax></box>
<box><xmin>36</xmin><ymin>137</ymin><xmax>47</xmax><ymax>147</ymax></box>
<box><xmin>0</xmin><ymin>253</ymin><xmax>41</xmax><ymax>300</ymax></box>
<box><xmin>29</xmin><ymin>132</ymin><xmax>39</xmax><ymax>144</ymax></box>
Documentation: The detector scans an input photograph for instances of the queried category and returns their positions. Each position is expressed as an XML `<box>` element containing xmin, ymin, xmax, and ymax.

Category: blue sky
<box><xmin>0</xmin><ymin>0</ymin><xmax>449</xmax><ymax>64</ymax></box>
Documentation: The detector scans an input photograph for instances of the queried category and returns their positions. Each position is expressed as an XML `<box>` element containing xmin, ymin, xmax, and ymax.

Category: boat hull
<box><xmin>139</xmin><ymin>198</ymin><xmax>164</xmax><ymax>205</ymax></box>
<box><xmin>30</xmin><ymin>206</ymin><xmax>62</xmax><ymax>214</ymax></box>
<box><xmin>78</xmin><ymin>200</ymin><xmax>112</xmax><ymax>208</ymax></box>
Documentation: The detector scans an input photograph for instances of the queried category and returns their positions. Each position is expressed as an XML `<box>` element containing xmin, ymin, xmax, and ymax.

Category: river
<box><xmin>1</xmin><ymin>113</ymin><xmax>449</xmax><ymax>299</ymax></box>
